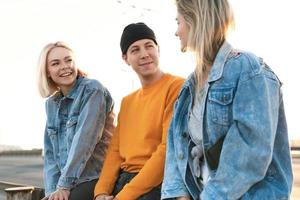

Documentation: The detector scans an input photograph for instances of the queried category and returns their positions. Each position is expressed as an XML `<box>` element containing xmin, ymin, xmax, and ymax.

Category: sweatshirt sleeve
<box><xmin>116</xmin><ymin>78</ymin><xmax>184</xmax><ymax>200</ymax></box>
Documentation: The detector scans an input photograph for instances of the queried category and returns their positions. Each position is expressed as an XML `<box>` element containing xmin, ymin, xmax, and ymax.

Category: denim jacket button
<box><xmin>182</xmin><ymin>132</ymin><xmax>187</xmax><ymax>138</ymax></box>
<box><xmin>178</xmin><ymin>153</ymin><xmax>184</xmax><ymax>160</ymax></box>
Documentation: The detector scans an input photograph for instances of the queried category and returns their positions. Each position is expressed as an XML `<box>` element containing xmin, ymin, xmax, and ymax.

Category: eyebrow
<box><xmin>128</xmin><ymin>45</ymin><xmax>139</xmax><ymax>51</ymax></box>
<box><xmin>49</xmin><ymin>56</ymin><xmax>72</xmax><ymax>63</ymax></box>
<box><xmin>129</xmin><ymin>41</ymin><xmax>155</xmax><ymax>51</ymax></box>
<box><xmin>49</xmin><ymin>59</ymin><xmax>59</xmax><ymax>63</ymax></box>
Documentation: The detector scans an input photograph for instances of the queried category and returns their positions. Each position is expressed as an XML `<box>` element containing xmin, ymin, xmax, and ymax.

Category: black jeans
<box><xmin>69</xmin><ymin>179</ymin><xmax>98</xmax><ymax>200</ymax></box>
<box><xmin>112</xmin><ymin>171</ymin><xmax>161</xmax><ymax>200</ymax></box>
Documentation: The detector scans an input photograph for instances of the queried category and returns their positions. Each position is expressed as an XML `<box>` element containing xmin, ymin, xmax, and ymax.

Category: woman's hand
<box><xmin>46</xmin><ymin>188</ymin><xmax>70</xmax><ymax>200</ymax></box>
<box><xmin>95</xmin><ymin>194</ymin><xmax>115</xmax><ymax>200</ymax></box>
<box><xmin>41</xmin><ymin>196</ymin><xmax>49</xmax><ymax>200</ymax></box>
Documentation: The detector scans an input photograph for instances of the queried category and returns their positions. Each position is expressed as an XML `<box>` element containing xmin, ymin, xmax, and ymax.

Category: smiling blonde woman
<box><xmin>37</xmin><ymin>41</ymin><xmax>115</xmax><ymax>200</ymax></box>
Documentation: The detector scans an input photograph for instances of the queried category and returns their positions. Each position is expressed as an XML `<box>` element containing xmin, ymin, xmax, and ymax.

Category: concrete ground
<box><xmin>0</xmin><ymin>155</ymin><xmax>299</xmax><ymax>199</ymax></box>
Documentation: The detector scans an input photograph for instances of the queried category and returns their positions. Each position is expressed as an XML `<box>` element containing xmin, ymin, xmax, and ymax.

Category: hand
<box><xmin>176</xmin><ymin>197</ymin><xmax>190</xmax><ymax>200</ymax></box>
<box><xmin>47</xmin><ymin>188</ymin><xmax>70</xmax><ymax>200</ymax></box>
<box><xmin>41</xmin><ymin>196</ymin><xmax>49</xmax><ymax>200</ymax></box>
<box><xmin>95</xmin><ymin>194</ymin><xmax>114</xmax><ymax>200</ymax></box>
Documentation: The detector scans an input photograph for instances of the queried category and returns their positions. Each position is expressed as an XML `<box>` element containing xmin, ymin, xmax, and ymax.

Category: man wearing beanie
<box><xmin>94</xmin><ymin>22</ymin><xmax>184</xmax><ymax>200</ymax></box>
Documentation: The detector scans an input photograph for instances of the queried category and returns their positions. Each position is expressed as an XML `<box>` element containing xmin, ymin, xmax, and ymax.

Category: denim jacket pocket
<box><xmin>46</xmin><ymin>128</ymin><xmax>59</xmax><ymax>158</ymax></box>
<box><xmin>47</xmin><ymin>128</ymin><xmax>58</xmax><ymax>142</ymax></box>
<box><xmin>66</xmin><ymin>117</ymin><xmax>78</xmax><ymax>151</ymax></box>
<box><xmin>208</xmin><ymin>88</ymin><xmax>233</xmax><ymax>125</ymax></box>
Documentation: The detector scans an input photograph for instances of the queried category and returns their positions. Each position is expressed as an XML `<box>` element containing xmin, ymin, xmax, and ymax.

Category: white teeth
<box><xmin>60</xmin><ymin>72</ymin><xmax>72</xmax><ymax>77</ymax></box>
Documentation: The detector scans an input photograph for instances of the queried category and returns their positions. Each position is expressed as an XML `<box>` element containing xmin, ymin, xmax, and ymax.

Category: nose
<box><xmin>175</xmin><ymin>30</ymin><xmax>179</xmax><ymax>37</ymax></box>
<box><xmin>140</xmin><ymin>48</ymin><xmax>149</xmax><ymax>59</ymax></box>
<box><xmin>61</xmin><ymin>61</ymin><xmax>69</xmax><ymax>69</ymax></box>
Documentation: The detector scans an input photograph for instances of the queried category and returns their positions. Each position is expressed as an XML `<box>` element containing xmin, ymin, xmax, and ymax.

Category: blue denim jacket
<box><xmin>162</xmin><ymin>42</ymin><xmax>293</xmax><ymax>200</ymax></box>
<box><xmin>44</xmin><ymin>77</ymin><xmax>114</xmax><ymax>196</ymax></box>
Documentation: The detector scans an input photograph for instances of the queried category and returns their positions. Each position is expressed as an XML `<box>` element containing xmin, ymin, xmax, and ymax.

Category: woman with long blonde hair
<box><xmin>162</xmin><ymin>0</ymin><xmax>293</xmax><ymax>199</ymax></box>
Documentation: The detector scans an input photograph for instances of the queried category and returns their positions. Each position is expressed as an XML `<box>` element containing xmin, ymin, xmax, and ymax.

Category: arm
<box><xmin>161</xmin><ymin>119</ymin><xmax>191</xmax><ymax>199</ymax></box>
<box><xmin>94</xmin><ymin>111</ymin><xmax>124</xmax><ymax>196</ymax></box>
<box><xmin>116</xmin><ymin>79</ymin><xmax>184</xmax><ymax>200</ymax></box>
<box><xmin>43</xmin><ymin>124</ymin><xmax>61</xmax><ymax>197</ymax></box>
<box><xmin>201</xmin><ymin>73</ymin><xmax>281</xmax><ymax>199</ymax></box>
<box><xmin>57</xmin><ymin>87</ymin><xmax>113</xmax><ymax>189</ymax></box>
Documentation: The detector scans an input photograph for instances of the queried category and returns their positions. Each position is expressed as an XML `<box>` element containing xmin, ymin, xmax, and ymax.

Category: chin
<box><xmin>181</xmin><ymin>46</ymin><xmax>187</xmax><ymax>52</ymax></box>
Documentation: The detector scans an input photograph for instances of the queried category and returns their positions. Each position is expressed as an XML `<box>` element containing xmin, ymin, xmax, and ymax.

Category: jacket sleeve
<box><xmin>161</xmin><ymin>118</ymin><xmax>190</xmax><ymax>199</ymax></box>
<box><xmin>43</xmin><ymin>122</ymin><xmax>61</xmax><ymax>196</ymax></box>
<box><xmin>116</xmin><ymin>79</ymin><xmax>184</xmax><ymax>200</ymax></box>
<box><xmin>201</xmin><ymin>64</ymin><xmax>281</xmax><ymax>199</ymax></box>
<box><xmin>57</xmin><ymin>87</ymin><xmax>113</xmax><ymax>189</ymax></box>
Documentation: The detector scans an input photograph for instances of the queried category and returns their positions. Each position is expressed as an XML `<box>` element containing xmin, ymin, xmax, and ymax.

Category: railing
<box><xmin>0</xmin><ymin>181</ymin><xmax>44</xmax><ymax>200</ymax></box>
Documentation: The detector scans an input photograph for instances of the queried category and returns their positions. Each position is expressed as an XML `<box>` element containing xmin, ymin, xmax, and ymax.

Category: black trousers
<box><xmin>69</xmin><ymin>179</ymin><xmax>98</xmax><ymax>200</ymax></box>
<box><xmin>112</xmin><ymin>171</ymin><xmax>161</xmax><ymax>200</ymax></box>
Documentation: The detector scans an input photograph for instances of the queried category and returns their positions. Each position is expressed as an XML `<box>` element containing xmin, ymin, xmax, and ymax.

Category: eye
<box><xmin>50</xmin><ymin>62</ymin><xmax>59</xmax><ymax>66</ymax></box>
<box><xmin>66</xmin><ymin>58</ymin><xmax>73</xmax><ymax>63</ymax></box>
<box><xmin>146</xmin><ymin>44</ymin><xmax>154</xmax><ymax>48</ymax></box>
<box><xmin>130</xmin><ymin>48</ymin><xmax>138</xmax><ymax>54</ymax></box>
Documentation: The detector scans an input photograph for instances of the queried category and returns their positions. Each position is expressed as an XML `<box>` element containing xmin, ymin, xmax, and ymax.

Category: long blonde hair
<box><xmin>37</xmin><ymin>41</ymin><xmax>86</xmax><ymax>98</ymax></box>
<box><xmin>175</xmin><ymin>0</ymin><xmax>234</xmax><ymax>88</ymax></box>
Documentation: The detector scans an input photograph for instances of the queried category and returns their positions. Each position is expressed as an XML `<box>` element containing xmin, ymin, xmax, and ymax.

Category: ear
<box><xmin>122</xmin><ymin>54</ymin><xmax>130</xmax><ymax>65</ymax></box>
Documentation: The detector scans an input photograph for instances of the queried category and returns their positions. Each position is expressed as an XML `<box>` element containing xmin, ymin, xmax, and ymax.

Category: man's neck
<box><xmin>140</xmin><ymin>71</ymin><xmax>164</xmax><ymax>87</ymax></box>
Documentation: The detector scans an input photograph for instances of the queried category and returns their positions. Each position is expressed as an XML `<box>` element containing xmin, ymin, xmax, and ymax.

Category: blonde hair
<box><xmin>175</xmin><ymin>0</ymin><xmax>234</xmax><ymax>88</ymax></box>
<box><xmin>37</xmin><ymin>41</ymin><xmax>86</xmax><ymax>98</ymax></box>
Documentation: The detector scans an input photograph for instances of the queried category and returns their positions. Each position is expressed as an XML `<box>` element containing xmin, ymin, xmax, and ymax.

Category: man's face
<box><xmin>123</xmin><ymin>39</ymin><xmax>160</xmax><ymax>82</ymax></box>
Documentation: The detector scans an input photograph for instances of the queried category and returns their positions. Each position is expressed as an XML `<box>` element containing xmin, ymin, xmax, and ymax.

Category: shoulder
<box><xmin>226</xmin><ymin>50</ymin><xmax>260</xmax><ymax>72</ymax></box>
<box><xmin>79</xmin><ymin>77</ymin><xmax>105</xmax><ymax>91</ymax></box>
<box><xmin>121</xmin><ymin>88</ymin><xmax>140</xmax><ymax>104</ymax></box>
<box><xmin>165</xmin><ymin>73</ymin><xmax>185</xmax><ymax>84</ymax></box>
<box><xmin>79</xmin><ymin>77</ymin><xmax>112</xmax><ymax>96</ymax></box>
<box><xmin>225</xmin><ymin>50</ymin><xmax>280</xmax><ymax>84</ymax></box>
<box><xmin>163</xmin><ymin>73</ymin><xmax>185</xmax><ymax>91</ymax></box>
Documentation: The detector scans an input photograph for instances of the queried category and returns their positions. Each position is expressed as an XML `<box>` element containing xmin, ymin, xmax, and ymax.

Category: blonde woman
<box><xmin>162</xmin><ymin>0</ymin><xmax>293</xmax><ymax>199</ymax></box>
<box><xmin>37</xmin><ymin>41</ymin><xmax>114</xmax><ymax>200</ymax></box>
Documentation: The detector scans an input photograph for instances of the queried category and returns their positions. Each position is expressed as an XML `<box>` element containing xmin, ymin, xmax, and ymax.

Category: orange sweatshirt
<box><xmin>94</xmin><ymin>73</ymin><xmax>184</xmax><ymax>200</ymax></box>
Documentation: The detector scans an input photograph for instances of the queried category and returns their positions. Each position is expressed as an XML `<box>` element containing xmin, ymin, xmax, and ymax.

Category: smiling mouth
<box><xmin>140</xmin><ymin>61</ymin><xmax>153</xmax><ymax>66</ymax></box>
<box><xmin>60</xmin><ymin>72</ymin><xmax>73</xmax><ymax>77</ymax></box>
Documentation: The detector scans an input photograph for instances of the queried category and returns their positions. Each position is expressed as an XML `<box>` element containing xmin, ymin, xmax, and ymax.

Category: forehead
<box><xmin>128</xmin><ymin>39</ymin><xmax>156</xmax><ymax>49</ymax></box>
<box><xmin>176</xmin><ymin>12</ymin><xmax>185</xmax><ymax>21</ymax></box>
<box><xmin>47</xmin><ymin>47</ymin><xmax>72</xmax><ymax>61</ymax></box>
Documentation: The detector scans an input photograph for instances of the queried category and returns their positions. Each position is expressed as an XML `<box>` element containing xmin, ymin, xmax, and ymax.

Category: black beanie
<box><xmin>120</xmin><ymin>22</ymin><xmax>157</xmax><ymax>55</ymax></box>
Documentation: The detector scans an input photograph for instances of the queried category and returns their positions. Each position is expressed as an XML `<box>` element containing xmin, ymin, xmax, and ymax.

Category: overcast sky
<box><xmin>0</xmin><ymin>0</ymin><xmax>299</xmax><ymax>149</ymax></box>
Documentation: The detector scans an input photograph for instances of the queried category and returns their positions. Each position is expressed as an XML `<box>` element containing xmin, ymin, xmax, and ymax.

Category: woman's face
<box><xmin>47</xmin><ymin>47</ymin><xmax>78</xmax><ymax>95</ymax></box>
<box><xmin>175</xmin><ymin>12</ymin><xmax>189</xmax><ymax>52</ymax></box>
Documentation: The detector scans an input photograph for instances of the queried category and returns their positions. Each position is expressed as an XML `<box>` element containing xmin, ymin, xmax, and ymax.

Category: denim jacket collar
<box><xmin>67</xmin><ymin>76</ymin><xmax>84</xmax><ymax>99</ymax></box>
<box><xmin>208</xmin><ymin>41</ymin><xmax>232</xmax><ymax>83</ymax></box>
<box><xmin>182</xmin><ymin>41</ymin><xmax>232</xmax><ymax>99</ymax></box>
<box><xmin>52</xmin><ymin>76</ymin><xmax>84</xmax><ymax>102</ymax></box>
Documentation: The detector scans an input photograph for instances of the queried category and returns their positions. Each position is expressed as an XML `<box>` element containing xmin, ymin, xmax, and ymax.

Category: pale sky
<box><xmin>0</xmin><ymin>0</ymin><xmax>299</xmax><ymax>149</ymax></box>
